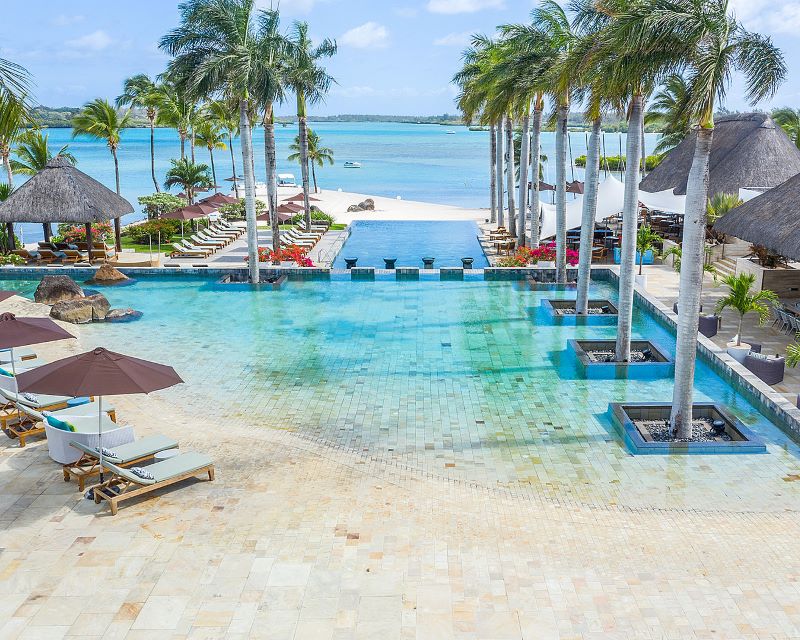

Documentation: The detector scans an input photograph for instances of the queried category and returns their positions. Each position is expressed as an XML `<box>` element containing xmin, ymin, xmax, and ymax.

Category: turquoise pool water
<box><xmin>5</xmin><ymin>274</ymin><xmax>800</xmax><ymax>508</ymax></box>
<box><xmin>333</xmin><ymin>220</ymin><xmax>490</xmax><ymax>269</ymax></box>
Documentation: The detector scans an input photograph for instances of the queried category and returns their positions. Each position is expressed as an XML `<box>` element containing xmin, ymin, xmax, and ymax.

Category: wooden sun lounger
<box><xmin>4</xmin><ymin>399</ymin><xmax>112</xmax><ymax>447</ymax></box>
<box><xmin>67</xmin><ymin>435</ymin><xmax>178</xmax><ymax>490</ymax></box>
<box><xmin>92</xmin><ymin>451</ymin><xmax>214</xmax><ymax>515</ymax></box>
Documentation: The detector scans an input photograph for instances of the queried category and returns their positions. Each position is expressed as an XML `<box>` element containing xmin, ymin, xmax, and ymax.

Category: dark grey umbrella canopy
<box><xmin>641</xmin><ymin>113</ymin><xmax>800</xmax><ymax>197</ymax></box>
<box><xmin>714</xmin><ymin>172</ymin><xmax>800</xmax><ymax>260</ymax></box>
<box><xmin>0</xmin><ymin>156</ymin><xmax>134</xmax><ymax>223</ymax></box>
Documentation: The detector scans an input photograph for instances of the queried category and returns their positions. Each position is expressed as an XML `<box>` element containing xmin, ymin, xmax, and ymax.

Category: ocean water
<box><xmin>2</xmin><ymin>273</ymin><xmax>798</xmax><ymax>507</ymax></box>
<box><xmin>15</xmin><ymin>123</ymin><xmax>659</xmax><ymax>243</ymax></box>
<box><xmin>333</xmin><ymin>220</ymin><xmax>490</xmax><ymax>269</ymax></box>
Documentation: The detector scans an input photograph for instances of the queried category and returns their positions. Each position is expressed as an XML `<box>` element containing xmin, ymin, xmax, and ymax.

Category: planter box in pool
<box><xmin>609</xmin><ymin>402</ymin><xmax>766</xmax><ymax>455</ymax></box>
<box><xmin>218</xmin><ymin>273</ymin><xmax>287</xmax><ymax>290</ymax></box>
<box><xmin>569</xmin><ymin>339</ymin><xmax>674</xmax><ymax>378</ymax></box>
<box><xmin>351</xmin><ymin>267</ymin><xmax>375</xmax><ymax>280</ymax></box>
<box><xmin>543</xmin><ymin>299</ymin><xmax>618</xmax><ymax>324</ymax></box>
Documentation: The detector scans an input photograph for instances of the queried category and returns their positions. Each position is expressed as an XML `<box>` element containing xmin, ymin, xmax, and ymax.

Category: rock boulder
<box><xmin>105</xmin><ymin>308</ymin><xmax>143</xmax><ymax>323</ymax></box>
<box><xmin>93</xmin><ymin>264</ymin><xmax>128</xmax><ymax>283</ymax></box>
<box><xmin>34</xmin><ymin>276</ymin><xmax>84</xmax><ymax>305</ymax></box>
<box><xmin>50</xmin><ymin>294</ymin><xmax>111</xmax><ymax>324</ymax></box>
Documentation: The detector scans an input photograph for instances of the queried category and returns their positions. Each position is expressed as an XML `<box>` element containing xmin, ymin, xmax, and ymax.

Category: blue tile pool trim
<box><xmin>609</xmin><ymin>402</ymin><xmax>767</xmax><ymax>455</ymax></box>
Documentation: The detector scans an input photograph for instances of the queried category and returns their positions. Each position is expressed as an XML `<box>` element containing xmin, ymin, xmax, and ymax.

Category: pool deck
<box><xmin>2</xmin><ymin>285</ymin><xmax>800</xmax><ymax>639</ymax></box>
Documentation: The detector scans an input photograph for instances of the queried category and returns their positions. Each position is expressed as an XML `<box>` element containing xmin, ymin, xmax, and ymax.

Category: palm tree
<box><xmin>531</xmin><ymin>1</ymin><xmax>580</xmax><ymax>283</ymax></box>
<box><xmin>194</xmin><ymin>120</ymin><xmax>227</xmax><ymax>188</ymax></box>
<box><xmin>286</xmin><ymin>21</ymin><xmax>337</xmax><ymax>231</ymax></box>
<box><xmin>72</xmin><ymin>98</ymin><xmax>132</xmax><ymax>250</ymax></box>
<box><xmin>715</xmin><ymin>273</ymin><xmax>778</xmax><ymax>347</ymax></box>
<box><xmin>772</xmin><ymin>107</ymin><xmax>800</xmax><ymax>149</ymax></box>
<box><xmin>635</xmin><ymin>224</ymin><xmax>662</xmax><ymax>276</ymax></box>
<box><xmin>645</xmin><ymin>74</ymin><xmax>691</xmax><ymax>155</ymax></box>
<box><xmin>11</xmin><ymin>130</ymin><xmax>76</xmax><ymax>175</ymax></box>
<box><xmin>288</xmin><ymin>129</ymin><xmax>333</xmax><ymax>194</ymax></box>
<box><xmin>0</xmin><ymin>58</ymin><xmax>31</xmax><ymax>105</ymax></box>
<box><xmin>252</xmin><ymin>9</ymin><xmax>290</xmax><ymax>257</ymax></box>
<box><xmin>161</xmin><ymin>0</ymin><xmax>269</xmax><ymax>284</ymax></box>
<box><xmin>155</xmin><ymin>80</ymin><xmax>197</xmax><ymax>161</ymax></box>
<box><xmin>206</xmin><ymin>99</ymin><xmax>240</xmax><ymax>198</ymax></box>
<box><xmin>164</xmin><ymin>158</ymin><xmax>212</xmax><ymax>204</ymax></box>
<box><xmin>0</xmin><ymin>182</ymin><xmax>15</xmax><ymax>251</ymax></box>
<box><xmin>620</xmin><ymin>0</ymin><xmax>785</xmax><ymax>436</ymax></box>
<box><xmin>0</xmin><ymin>94</ymin><xmax>28</xmax><ymax>186</ymax></box>
<box><xmin>117</xmin><ymin>74</ymin><xmax>162</xmax><ymax>192</ymax></box>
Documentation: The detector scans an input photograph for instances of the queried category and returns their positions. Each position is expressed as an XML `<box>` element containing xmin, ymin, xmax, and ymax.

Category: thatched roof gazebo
<box><xmin>714</xmin><ymin>172</ymin><xmax>800</xmax><ymax>260</ymax></box>
<box><xmin>640</xmin><ymin>113</ymin><xmax>800</xmax><ymax>197</ymax></box>
<box><xmin>0</xmin><ymin>157</ymin><xmax>133</xmax><ymax>257</ymax></box>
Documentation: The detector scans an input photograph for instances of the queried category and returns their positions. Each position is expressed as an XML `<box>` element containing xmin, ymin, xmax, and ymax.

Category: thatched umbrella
<box><xmin>641</xmin><ymin>113</ymin><xmax>800</xmax><ymax>197</ymax></box>
<box><xmin>713</xmin><ymin>173</ymin><xmax>800</xmax><ymax>260</ymax></box>
<box><xmin>0</xmin><ymin>157</ymin><xmax>133</xmax><ymax>258</ymax></box>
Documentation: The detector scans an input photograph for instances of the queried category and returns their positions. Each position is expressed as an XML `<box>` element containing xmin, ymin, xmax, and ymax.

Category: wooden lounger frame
<box><xmin>93</xmin><ymin>463</ymin><xmax>215</xmax><ymax>515</ymax></box>
<box><xmin>1</xmin><ymin>401</ymin><xmax>108</xmax><ymax>448</ymax></box>
<box><xmin>64</xmin><ymin>439</ymin><xmax>152</xmax><ymax>492</ymax></box>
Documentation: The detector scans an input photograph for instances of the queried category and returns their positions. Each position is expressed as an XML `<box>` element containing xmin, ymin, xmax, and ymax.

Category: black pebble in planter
<box><xmin>422</xmin><ymin>257</ymin><xmax>435</xmax><ymax>269</ymax></box>
<box><xmin>461</xmin><ymin>257</ymin><xmax>474</xmax><ymax>269</ymax></box>
<box><xmin>383</xmin><ymin>258</ymin><xmax>397</xmax><ymax>269</ymax></box>
<box><xmin>344</xmin><ymin>258</ymin><xmax>358</xmax><ymax>269</ymax></box>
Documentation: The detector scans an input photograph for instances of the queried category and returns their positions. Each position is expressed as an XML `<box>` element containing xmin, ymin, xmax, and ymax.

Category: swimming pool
<box><xmin>332</xmin><ymin>220</ymin><xmax>490</xmax><ymax>269</ymax></box>
<box><xmin>5</xmin><ymin>273</ymin><xmax>800</xmax><ymax>510</ymax></box>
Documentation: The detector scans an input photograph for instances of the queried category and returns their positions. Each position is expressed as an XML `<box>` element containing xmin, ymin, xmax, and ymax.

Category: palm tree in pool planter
<box><xmin>715</xmin><ymin>273</ymin><xmax>778</xmax><ymax>347</ymax></box>
<box><xmin>72</xmin><ymin>98</ymin><xmax>131</xmax><ymax>251</ymax></box>
<box><xmin>164</xmin><ymin>158</ymin><xmax>212</xmax><ymax>205</ymax></box>
<box><xmin>618</xmin><ymin>0</ymin><xmax>786</xmax><ymax>436</ymax></box>
<box><xmin>288</xmin><ymin>129</ymin><xmax>333</xmax><ymax>194</ymax></box>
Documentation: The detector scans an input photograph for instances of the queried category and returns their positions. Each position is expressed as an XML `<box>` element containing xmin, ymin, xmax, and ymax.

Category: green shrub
<box><xmin>218</xmin><ymin>198</ymin><xmax>267</xmax><ymax>221</ymax></box>
<box><xmin>0</xmin><ymin>253</ymin><xmax>25</xmax><ymax>265</ymax></box>
<box><xmin>124</xmin><ymin>219</ymin><xmax>185</xmax><ymax>244</ymax></box>
<box><xmin>574</xmin><ymin>154</ymin><xmax>662</xmax><ymax>171</ymax></box>
<box><xmin>289</xmin><ymin>209</ymin><xmax>334</xmax><ymax>225</ymax></box>
<box><xmin>138</xmin><ymin>193</ymin><xmax>187</xmax><ymax>219</ymax></box>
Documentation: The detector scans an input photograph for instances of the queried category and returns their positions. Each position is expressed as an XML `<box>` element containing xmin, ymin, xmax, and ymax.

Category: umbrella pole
<box><xmin>10</xmin><ymin>347</ymin><xmax>20</xmax><ymax>430</ymax></box>
<box><xmin>98</xmin><ymin>396</ymin><xmax>104</xmax><ymax>483</ymax></box>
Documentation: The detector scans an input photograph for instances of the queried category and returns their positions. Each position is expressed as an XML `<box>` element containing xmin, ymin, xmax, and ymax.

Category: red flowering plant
<box><xmin>57</xmin><ymin>222</ymin><xmax>114</xmax><ymax>244</ymax></box>
<box><xmin>498</xmin><ymin>242</ymin><xmax>580</xmax><ymax>267</ymax></box>
<box><xmin>251</xmin><ymin>245</ymin><xmax>314</xmax><ymax>267</ymax></box>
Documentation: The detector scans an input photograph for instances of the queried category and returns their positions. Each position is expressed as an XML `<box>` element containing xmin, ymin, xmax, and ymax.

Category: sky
<box><xmin>1</xmin><ymin>0</ymin><xmax>799</xmax><ymax>116</ymax></box>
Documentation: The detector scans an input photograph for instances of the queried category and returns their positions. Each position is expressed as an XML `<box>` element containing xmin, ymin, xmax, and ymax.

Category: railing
<box><xmin>315</xmin><ymin>227</ymin><xmax>351</xmax><ymax>267</ymax></box>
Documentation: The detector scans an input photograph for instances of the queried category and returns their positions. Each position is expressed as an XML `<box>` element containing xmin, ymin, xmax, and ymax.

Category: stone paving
<box><xmin>2</xmin><ymin>287</ymin><xmax>800</xmax><ymax>639</ymax></box>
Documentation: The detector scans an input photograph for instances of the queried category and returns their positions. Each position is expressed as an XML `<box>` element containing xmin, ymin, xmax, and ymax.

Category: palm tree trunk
<box><xmin>489</xmin><ymin>123</ymin><xmax>497</xmax><ymax>224</ymax></box>
<box><xmin>5</xmin><ymin>224</ymin><xmax>14</xmax><ymax>251</ymax></box>
<box><xmin>298</xmin><ymin>106</ymin><xmax>312</xmax><ymax>231</ymax></box>
<box><xmin>229</xmin><ymin>133</ymin><xmax>239</xmax><ymax>198</ymax></box>
<box><xmin>555</xmin><ymin>103</ymin><xmax>569</xmax><ymax>283</ymax></box>
<box><xmin>191</xmin><ymin>131</ymin><xmax>196</xmax><ymax>164</ymax></box>
<box><xmin>311</xmin><ymin>162</ymin><xmax>318</xmax><ymax>194</ymax></box>
<box><xmin>180</xmin><ymin>132</ymin><xmax>186</xmax><ymax>160</ymax></box>
<box><xmin>670</xmin><ymin>126</ymin><xmax>713</xmax><ymax>437</ymax></box>
<box><xmin>209</xmin><ymin>149</ymin><xmax>217</xmax><ymax>188</ymax></box>
<box><xmin>264</xmin><ymin>104</ymin><xmax>280</xmax><ymax>258</ymax></box>
<box><xmin>530</xmin><ymin>99</ymin><xmax>543</xmax><ymax>248</ymax></box>
<box><xmin>150</xmin><ymin>117</ymin><xmax>159</xmax><ymax>192</ymax></box>
<box><xmin>42</xmin><ymin>223</ymin><xmax>51</xmax><ymax>242</ymax></box>
<box><xmin>3</xmin><ymin>153</ymin><xmax>13</xmax><ymax>188</ymax></box>
<box><xmin>614</xmin><ymin>95</ymin><xmax>645</xmax><ymax>362</ymax></box>
<box><xmin>495</xmin><ymin>124</ymin><xmax>504</xmax><ymax>229</ymax></box>
<box><xmin>576</xmin><ymin>118</ymin><xmax>602</xmax><ymax>315</ymax></box>
<box><xmin>111</xmin><ymin>148</ymin><xmax>122</xmax><ymax>252</ymax></box>
<box><xmin>239</xmin><ymin>98</ymin><xmax>260</xmax><ymax>284</ymax></box>
<box><xmin>517</xmin><ymin>110</ymin><xmax>531</xmax><ymax>248</ymax></box>
<box><xmin>505</xmin><ymin>115</ymin><xmax>517</xmax><ymax>239</ymax></box>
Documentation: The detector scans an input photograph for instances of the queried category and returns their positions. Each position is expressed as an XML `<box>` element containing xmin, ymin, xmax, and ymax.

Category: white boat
<box><xmin>277</xmin><ymin>173</ymin><xmax>297</xmax><ymax>186</ymax></box>
<box><xmin>344</xmin><ymin>162</ymin><xmax>362</xmax><ymax>169</ymax></box>
<box><xmin>446</xmin><ymin>130</ymin><xmax>456</xmax><ymax>135</ymax></box>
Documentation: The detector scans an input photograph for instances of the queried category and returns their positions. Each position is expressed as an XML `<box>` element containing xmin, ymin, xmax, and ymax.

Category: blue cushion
<box><xmin>44</xmin><ymin>414</ymin><xmax>76</xmax><ymax>432</ymax></box>
<box><xmin>0</xmin><ymin>367</ymin><xmax>15</xmax><ymax>377</ymax></box>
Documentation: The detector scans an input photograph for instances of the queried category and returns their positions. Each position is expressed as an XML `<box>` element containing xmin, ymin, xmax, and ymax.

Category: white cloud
<box><xmin>66</xmin><ymin>30</ymin><xmax>112</xmax><ymax>52</ymax></box>
<box><xmin>729</xmin><ymin>0</ymin><xmax>800</xmax><ymax>33</ymax></box>
<box><xmin>52</xmin><ymin>14</ymin><xmax>85</xmax><ymax>27</ymax></box>
<box><xmin>340</xmin><ymin>22</ymin><xmax>389</xmax><ymax>49</ymax></box>
<box><xmin>427</xmin><ymin>0</ymin><xmax>504</xmax><ymax>14</ymax></box>
<box><xmin>434</xmin><ymin>31</ymin><xmax>473</xmax><ymax>47</ymax></box>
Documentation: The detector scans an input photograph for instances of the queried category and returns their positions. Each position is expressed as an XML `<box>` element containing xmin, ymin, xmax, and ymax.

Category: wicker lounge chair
<box><xmin>66</xmin><ymin>435</ymin><xmax>178</xmax><ymax>490</ymax></box>
<box><xmin>93</xmin><ymin>451</ymin><xmax>214</xmax><ymax>515</ymax></box>
<box><xmin>5</xmin><ymin>400</ymin><xmax>113</xmax><ymax>448</ymax></box>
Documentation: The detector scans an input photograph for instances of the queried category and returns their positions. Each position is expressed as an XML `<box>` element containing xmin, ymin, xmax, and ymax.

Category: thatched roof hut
<box><xmin>714</xmin><ymin>172</ymin><xmax>800</xmax><ymax>260</ymax></box>
<box><xmin>640</xmin><ymin>113</ymin><xmax>800</xmax><ymax>196</ymax></box>
<box><xmin>0</xmin><ymin>156</ymin><xmax>133</xmax><ymax>224</ymax></box>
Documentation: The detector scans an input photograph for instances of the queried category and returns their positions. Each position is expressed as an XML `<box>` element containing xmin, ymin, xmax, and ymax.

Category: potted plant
<box><xmin>635</xmin><ymin>224</ymin><xmax>662</xmax><ymax>289</ymax></box>
<box><xmin>715</xmin><ymin>273</ymin><xmax>778</xmax><ymax>363</ymax></box>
